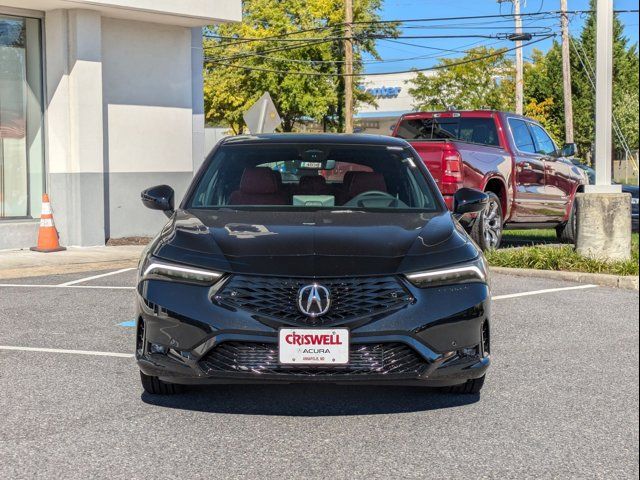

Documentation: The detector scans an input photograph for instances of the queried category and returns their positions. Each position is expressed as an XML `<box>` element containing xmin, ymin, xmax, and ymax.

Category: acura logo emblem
<box><xmin>297</xmin><ymin>284</ymin><xmax>331</xmax><ymax>317</ymax></box>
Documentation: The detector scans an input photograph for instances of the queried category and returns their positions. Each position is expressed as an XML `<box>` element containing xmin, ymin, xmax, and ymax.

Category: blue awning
<box><xmin>354</xmin><ymin>110</ymin><xmax>412</xmax><ymax>119</ymax></box>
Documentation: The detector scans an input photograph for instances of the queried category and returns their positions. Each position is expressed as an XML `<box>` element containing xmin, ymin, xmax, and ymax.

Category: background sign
<box><xmin>243</xmin><ymin>92</ymin><xmax>282</xmax><ymax>134</ymax></box>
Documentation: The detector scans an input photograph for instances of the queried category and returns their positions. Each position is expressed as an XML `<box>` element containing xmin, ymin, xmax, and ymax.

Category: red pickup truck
<box><xmin>392</xmin><ymin>110</ymin><xmax>587</xmax><ymax>250</ymax></box>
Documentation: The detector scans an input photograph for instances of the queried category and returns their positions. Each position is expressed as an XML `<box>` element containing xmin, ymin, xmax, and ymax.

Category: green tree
<box><xmin>615</xmin><ymin>89</ymin><xmax>639</xmax><ymax>151</ymax></box>
<box><xmin>525</xmin><ymin>98</ymin><xmax>563</xmax><ymax>143</ymax></box>
<box><xmin>203</xmin><ymin>0</ymin><xmax>395</xmax><ymax>133</ymax></box>
<box><xmin>573</xmin><ymin>2</ymin><xmax>639</xmax><ymax>156</ymax></box>
<box><xmin>524</xmin><ymin>3</ymin><xmax>639</xmax><ymax>158</ymax></box>
<box><xmin>408</xmin><ymin>47</ymin><xmax>515</xmax><ymax>111</ymax></box>
<box><xmin>523</xmin><ymin>47</ymin><xmax>564</xmax><ymax>143</ymax></box>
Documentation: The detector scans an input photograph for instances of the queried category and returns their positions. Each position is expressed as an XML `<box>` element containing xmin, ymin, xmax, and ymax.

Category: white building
<box><xmin>355</xmin><ymin>71</ymin><xmax>431</xmax><ymax>135</ymax></box>
<box><xmin>0</xmin><ymin>1</ymin><xmax>241</xmax><ymax>249</ymax></box>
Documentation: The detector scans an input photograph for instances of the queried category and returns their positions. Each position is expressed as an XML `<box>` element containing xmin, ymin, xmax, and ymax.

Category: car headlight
<box><xmin>141</xmin><ymin>259</ymin><xmax>223</xmax><ymax>285</ymax></box>
<box><xmin>405</xmin><ymin>257</ymin><xmax>488</xmax><ymax>288</ymax></box>
<box><xmin>631</xmin><ymin>197</ymin><xmax>639</xmax><ymax>206</ymax></box>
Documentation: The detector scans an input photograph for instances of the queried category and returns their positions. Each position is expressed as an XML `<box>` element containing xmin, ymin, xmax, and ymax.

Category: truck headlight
<box><xmin>142</xmin><ymin>259</ymin><xmax>223</xmax><ymax>285</ymax></box>
<box><xmin>405</xmin><ymin>257</ymin><xmax>488</xmax><ymax>288</ymax></box>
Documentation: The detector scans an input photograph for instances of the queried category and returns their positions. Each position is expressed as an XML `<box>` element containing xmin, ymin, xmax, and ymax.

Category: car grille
<box><xmin>214</xmin><ymin>275</ymin><xmax>413</xmax><ymax>327</ymax></box>
<box><xmin>199</xmin><ymin>342</ymin><xmax>429</xmax><ymax>377</ymax></box>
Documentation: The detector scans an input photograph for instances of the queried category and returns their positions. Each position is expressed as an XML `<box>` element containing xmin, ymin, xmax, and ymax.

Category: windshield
<box><xmin>186</xmin><ymin>143</ymin><xmax>441</xmax><ymax>212</ymax></box>
<box><xmin>395</xmin><ymin>116</ymin><xmax>500</xmax><ymax>147</ymax></box>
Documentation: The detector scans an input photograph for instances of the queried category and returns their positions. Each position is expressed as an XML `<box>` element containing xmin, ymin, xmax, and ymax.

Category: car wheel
<box><xmin>445</xmin><ymin>375</ymin><xmax>486</xmax><ymax>395</ymax></box>
<box><xmin>471</xmin><ymin>192</ymin><xmax>503</xmax><ymax>250</ymax></box>
<box><xmin>556</xmin><ymin>200</ymin><xmax>576</xmax><ymax>244</ymax></box>
<box><xmin>140</xmin><ymin>370</ymin><xmax>182</xmax><ymax>395</ymax></box>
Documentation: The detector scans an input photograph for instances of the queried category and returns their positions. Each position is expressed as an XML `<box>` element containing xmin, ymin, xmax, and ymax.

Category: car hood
<box><xmin>151</xmin><ymin>208</ymin><xmax>479</xmax><ymax>277</ymax></box>
<box><xmin>621</xmin><ymin>184</ymin><xmax>639</xmax><ymax>198</ymax></box>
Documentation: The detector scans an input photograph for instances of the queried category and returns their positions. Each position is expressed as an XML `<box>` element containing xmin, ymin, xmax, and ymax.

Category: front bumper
<box><xmin>135</xmin><ymin>277</ymin><xmax>491</xmax><ymax>387</ymax></box>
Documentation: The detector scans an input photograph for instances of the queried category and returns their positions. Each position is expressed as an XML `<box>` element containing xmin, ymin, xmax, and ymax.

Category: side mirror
<box><xmin>141</xmin><ymin>185</ymin><xmax>174</xmax><ymax>217</ymax></box>
<box><xmin>453</xmin><ymin>188</ymin><xmax>489</xmax><ymax>215</ymax></box>
<box><xmin>560</xmin><ymin>142</ymin><xmax>577</xmax><ymax>157</ymax></box>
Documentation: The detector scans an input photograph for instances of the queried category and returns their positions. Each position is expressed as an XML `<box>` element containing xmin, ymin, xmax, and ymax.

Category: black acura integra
<box><xmin>136</xmin><ymin>134</ymin><xmax>491</xmax><ymax>395</ymax></box>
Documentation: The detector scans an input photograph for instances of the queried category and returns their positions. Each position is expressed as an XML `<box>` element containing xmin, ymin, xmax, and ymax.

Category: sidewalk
<box><xmin>0</xmin><ymin>245</ymin><xmax>145</xmax><ymax>280</ymax></box>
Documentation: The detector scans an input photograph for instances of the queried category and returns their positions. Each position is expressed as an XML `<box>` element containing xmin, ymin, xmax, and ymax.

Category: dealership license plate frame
<box><xmin>278</xmin><ymin>327</ymin><xmax>350</xmax><ymax>365</ymax></box>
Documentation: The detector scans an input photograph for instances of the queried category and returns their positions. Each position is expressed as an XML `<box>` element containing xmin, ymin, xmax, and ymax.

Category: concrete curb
<box><xmin>0</xmin><ymin>245</ymin><xmax>144</xmax><ymax>280</ymax></box>
<box><xmin>490</xmin><ymin>266</ymin><xmax>639</xmax><ymax>291</ymax></box>
<box><xmin>0</xmin><ymin>260</ymin><xmax>138</xmax><ymax>281</ymax></box>
<box><xmin>0</xmin><ymin>247</ymin><xmax>637</xmax><ymax>290</ymax></box>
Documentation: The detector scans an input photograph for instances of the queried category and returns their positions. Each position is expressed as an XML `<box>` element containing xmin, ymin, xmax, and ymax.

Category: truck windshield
<box><xmin>396</xmin><ymin>117</ymin><xmax>500</xmax><ymax>147</ymax></box>
<box><xmin>186</xmin><ymin>143</ymin><xmax>441</xmax><ymax>212</ymax></box>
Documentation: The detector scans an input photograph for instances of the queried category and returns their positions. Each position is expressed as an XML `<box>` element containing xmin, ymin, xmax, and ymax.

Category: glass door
<box><xmin>0</xmin><ymin>14</ymin><xmax>44</xmax><ymax>219</ymax></box>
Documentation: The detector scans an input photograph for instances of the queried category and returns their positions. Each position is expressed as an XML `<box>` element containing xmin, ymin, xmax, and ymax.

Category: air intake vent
<box><xmin>214</xmin><ymin>275</ymin><xmax>412</xmax><ymax>327</ymax></box>
<box><xmin>200</xmin><ymin>342</ymin><xmax>428</xmax><ymax>377</ymax></box>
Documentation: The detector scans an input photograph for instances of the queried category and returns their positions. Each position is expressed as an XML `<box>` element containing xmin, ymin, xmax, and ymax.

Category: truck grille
<box><xmin>214</xmin><ymin>275</ymin><xmax>412</xmax><ymax>327</ymax></box>
<box><xmin>199</xmin><ymin>342</ymin><xmax>428</xmax><ymax>377</ymax></box>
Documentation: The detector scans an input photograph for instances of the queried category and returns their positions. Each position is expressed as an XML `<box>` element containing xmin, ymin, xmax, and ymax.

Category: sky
<box><xmin>363</xmin><ymin>0</ymin><xmax>639</xmax><ymax>74</ymax></box>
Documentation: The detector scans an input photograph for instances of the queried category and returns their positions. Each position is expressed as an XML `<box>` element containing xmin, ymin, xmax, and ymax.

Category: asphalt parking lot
<box><xmin>0</xmin><ymin>269</ymin><xmax>638</xmax><ymax>479</ymax></box>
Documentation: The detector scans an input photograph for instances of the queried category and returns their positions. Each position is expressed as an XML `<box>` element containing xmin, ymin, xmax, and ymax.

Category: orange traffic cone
<box><xmin>30</xmin><ymin>193</ymin><xmax>66</xmax><ymax>253</ymax></box>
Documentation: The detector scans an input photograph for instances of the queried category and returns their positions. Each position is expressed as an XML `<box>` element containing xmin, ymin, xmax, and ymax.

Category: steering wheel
<box><xmin>345</xmin><ymin>190</ymin><xmax>404</xmax><ymax>208</ymax></box>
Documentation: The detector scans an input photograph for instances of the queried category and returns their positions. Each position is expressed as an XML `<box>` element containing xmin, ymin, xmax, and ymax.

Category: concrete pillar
<box><xmin>575</xmin><ymin>193</ymin><xmax>631</xmax><ymax>261</ymax></box>
<box><xmin>45</xmin><ymin>9</ymin><xmax>105</xmax><ymax>246</ymax></box>
<box><xmin>191</xmin><ymin>27</ymin><xmax>206</xmax><ymax>172</ymax></box>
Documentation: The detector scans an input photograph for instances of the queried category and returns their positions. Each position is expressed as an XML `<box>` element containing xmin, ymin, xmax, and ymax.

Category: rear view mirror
<box><xmin>453</xmin><ymin>188</ymin><xmax>488</xmax><ymax>215</ymax></box>
<box><xmin>560</xmin><ymin>143</ymin><xmax>577</xmax><ymax>157</ymax></box>
<box><xmin>141</xmin><ymin>185</ymin><xmax>174</xmax><ymax>217</ymax></box>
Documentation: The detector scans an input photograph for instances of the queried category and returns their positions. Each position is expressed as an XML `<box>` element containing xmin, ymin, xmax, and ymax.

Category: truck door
<box><xmin>528</xmin><ymin>123</ymin><xmax>571</xmax><ymax>220</ymax></box>
<box><xmin>507</xmin><ymin>118</ymin><xmax>547</xmax><ymax>220</ymax></box>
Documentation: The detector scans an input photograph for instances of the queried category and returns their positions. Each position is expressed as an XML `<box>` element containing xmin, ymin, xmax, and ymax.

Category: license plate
<box><xmin>279</xmin><ymin>328</ymin><xmax>349</xmax><ymax>365</ymax></box>
<box><xmin>300</xmin><ymin>161</ymin><xmax>322</xmax><ymax>169</ymax></box>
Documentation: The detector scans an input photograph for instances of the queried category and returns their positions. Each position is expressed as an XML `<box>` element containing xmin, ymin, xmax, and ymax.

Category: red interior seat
<box><xmin>229</xmin><ymin>168</ymin><xmax>289</xmax><ymax>205</ymax></box>
<box><xmin>296</xmin><ymin>175</ymin><xmax>333</xmax><ymax>196</ymax></box>
<box><xmin>347</xmin><ymin>172</ymin><xmax>387</xmax><ymax>200</ymax></box>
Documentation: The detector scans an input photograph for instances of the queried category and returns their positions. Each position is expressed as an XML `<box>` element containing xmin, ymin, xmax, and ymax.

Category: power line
<box><xmin>204</xmin><ymin>31</ymin><xmax>554</xmax><ymax>49</ymax></box>
<box><xmin>206</xmin><ymin>34</ymin><xmax>545</xmax><ymax>65</ymax></box>
<box><xmin>205</xmin><ymin>25</ymin><xmax>556</xmax><ymax>63</ymax></box>
<box><xmin>203</xmin><ymin>24</ymin><xmax>342</xmax><ymax>49</ymax></box>
<box><xmin>204</xmin><ymin>34</ymin><xmax>555</xmax><ymax>77</ymax></box>
<box><xmin>202</xmin><ymin>9</ymin><xmax>619</xmax><ymax>49</ymax></box>
<box><xmin>205</xmin><ymin>38</ymin><xmax>339</xmax><ymax>64</ymax></box>
<box><xmin>351</xmin><ymin>9</ymin><xmax>637</xmax><ymax>26</ymax></box>
<box><xmin>379</xmin><ymin>37</ymin><xmax>501</xmax><ymax>54</ymax></box>
<box><xmin>202</xmin><ymin>8</ymin><xmax>636</xmax><ymax>74</ymax></box>
<box><xmin>365</xmin><ymin>32</ymin><xmax>553</xmax><ymax>40</ymax></box>
<box><xmin>233</xmin><ymin>44</ymin><xmax>489</xmax><ymax>66</ymax></box>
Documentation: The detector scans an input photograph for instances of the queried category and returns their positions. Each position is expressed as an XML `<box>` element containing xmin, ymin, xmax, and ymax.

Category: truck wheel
<box><xmin>140</xmin><ymin>371</ymin><xmax>183</xmax><ymax>395</ymax></box>
<box><xmin>471</xmin><ymin>192</ymin><xmax>503</xmax><ymax>250</ymax></box>
<box><xmin>556</xmin><ymin>200</ymin><xmax>576</xmax><ymax>244</ymax></box>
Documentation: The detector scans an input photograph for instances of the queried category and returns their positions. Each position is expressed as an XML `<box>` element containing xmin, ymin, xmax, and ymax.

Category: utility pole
<box><xmin>498</xmin><ymin>0</ymin><xmax>524</xmax><ymax>114</ymax></box>
<box><xmin>560</xmin><ymin>0</ymin><xmax>574</xmax><ymax>144</ymax></box>
<box><xmin>344</xmin><ymin>0</ymin><xmax>354</xmax><ymax>133</ymax></box>
<box><xmin>514</xmin><ymin>0</ymin><xmax>523</xmax><ymax>114</ymax></box>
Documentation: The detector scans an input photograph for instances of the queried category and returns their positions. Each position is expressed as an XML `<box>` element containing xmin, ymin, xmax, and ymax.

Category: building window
<box><xmin>0</xmin><ymin>14</ymin><xmax>44</xmax><ymax>219</ymax></box>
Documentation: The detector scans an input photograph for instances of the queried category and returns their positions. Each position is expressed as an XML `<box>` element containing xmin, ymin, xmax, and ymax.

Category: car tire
<box><xmin>445</xmin><ymin>375</ymin><xmax>486</xmax><ymax>395</ymax></box>
<box><xmin>471</xmin><ymin>192</ymin><xmax>503</xmax><ymax>251</ymax></box>
<box><xmin>140</xmin><ymin>370</ymin><xmax>182</xmax><ymax>395</ymax></box>
<box><xmin>556</xmin><ymin>200</ymin><xmax>577</xmax><ymax>244</ymax></box>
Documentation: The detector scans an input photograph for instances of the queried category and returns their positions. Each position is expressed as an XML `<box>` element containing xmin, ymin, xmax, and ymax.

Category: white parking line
<box><xmin>0</xmin><ymin>284</ymin><xmax>134</xmax><ymax>290</ymax></box>
<box><xmin>492</xmin><ymin>284</ymin><xmax>597</xmax><ymax>301</ymax></box>
<box><xmin>0</xmin><ymin>284</ymin><xmax>599</xmax><ymax>360</ymax></box>
<box><xmin>58</xmin><ymin>268</ymin><xmax>135</xmax><ymax>286</ymax></box>
<box><xmin>0</xmin><ymin>345</ymin><xmax>134</xmax><ymax>358</ymax></box>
